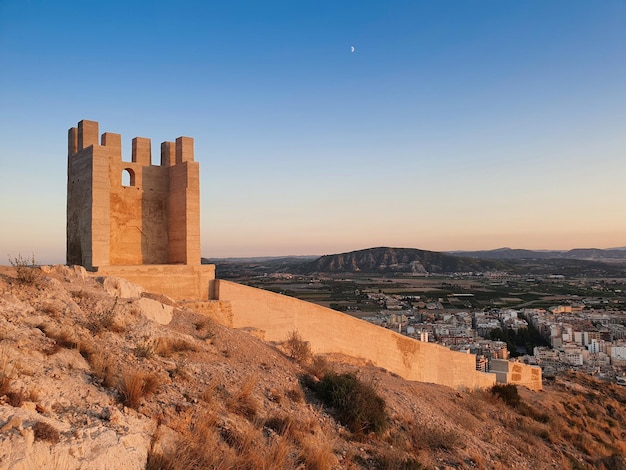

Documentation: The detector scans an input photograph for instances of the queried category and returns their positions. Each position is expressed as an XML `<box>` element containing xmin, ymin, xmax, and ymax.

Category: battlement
<box><xmin>68</xmin><ymin>119</ymin><xmax>194</xmax><ymax>167</ymax></box>
<box><xmin>67</xmin><ymin>119</ymin><xmax>201</xmax><ymax>270</ymax></box>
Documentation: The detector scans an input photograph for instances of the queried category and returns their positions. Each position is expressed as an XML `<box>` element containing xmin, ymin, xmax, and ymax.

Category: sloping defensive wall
<box><xmin>214</xmin><ymin>280</ymin><xmax>501</xmax><ymax>389</ymax></box>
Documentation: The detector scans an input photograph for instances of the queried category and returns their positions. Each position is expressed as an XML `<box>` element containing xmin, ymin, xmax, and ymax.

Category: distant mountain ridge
<box><xmin>208</xmin><ymin>246</ymin><xmax>626</xmax><ymax>278</ymax></box>
<box><xmin>295</xmin><ymin>247</ymin><xmax>509</xmax><ymax>274</ymax></box>
<box><xmin>451</xmin><ymin>247</ymin><xmax>626</xmax><ymax>261</ymax></box>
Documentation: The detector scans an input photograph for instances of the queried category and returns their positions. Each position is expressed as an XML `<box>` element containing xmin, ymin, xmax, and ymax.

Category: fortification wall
<box><xmin>215</xmin><ymin>280</ymin><xmax>496</xmax><ymax>389</ymax></box>
<box><xmin>95</xmin><ymin>265</ymin><xmax>215</xmax><ymax>301</ymax></box>
<box><xmin>490</xmin><ymin>359</ymin><xmax>542</xmax><ymax>391</ymax></box>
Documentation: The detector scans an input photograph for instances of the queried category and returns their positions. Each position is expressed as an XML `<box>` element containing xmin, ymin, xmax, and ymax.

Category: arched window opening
<box><xmin>122</xmin><ymin>168</ymin><xmax>135</xmax><ymax>187</ymax></box>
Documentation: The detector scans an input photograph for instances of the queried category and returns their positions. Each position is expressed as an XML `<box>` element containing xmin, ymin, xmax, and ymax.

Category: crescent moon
<box><xmin>351</xmin><ymin>46</ymin><xmax>355</xmax><ymax>53</ymax></box>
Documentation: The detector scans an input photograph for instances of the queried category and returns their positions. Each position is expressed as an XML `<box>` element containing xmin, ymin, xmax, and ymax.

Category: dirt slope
<box><xmin>0</xmin><ymin>265</ymin><xmax>624</xmax><ymax>469</ymax></box>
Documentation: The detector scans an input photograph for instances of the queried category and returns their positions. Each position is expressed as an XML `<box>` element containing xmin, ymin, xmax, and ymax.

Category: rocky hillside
<box><xmin>1</xmin><ymin>264</ymin><xmax>625</xmax><ymax>469</ymax></box>
<box><xmin>295</xmin><ymin>247</ymin><xmax>510</xmax><ymax>275</ymax></box>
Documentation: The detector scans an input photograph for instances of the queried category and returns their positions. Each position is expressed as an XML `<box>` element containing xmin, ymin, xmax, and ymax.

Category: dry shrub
<box><xmin>8</xmin><ymin>253</ymin><xmax>40</xmax><ymax>285</ymax></box>
<box><xmin>133</xmin><ymin>340</ymin><xmax>155</xmax><ymax>359</ymax></box>
<box><xmin>86</xmin><ymin>299</ymin><xmax>125</xmax><ymax>334</ymax></box>
<box><xmin>155</xmin><ymin>337</ymin><xmax>196</xmax><ymax>357</ymax></box>
<box><xmin>119</xmin><ymin>370</ymin><xmax>161</xmax><ymax>409</ymax></box>
<box><xmin>410</xmin><ymin>423</ymin><xmax>462</xmax><ymax>451</ymax></box>
<box><xmin>6</xmin><ymin>390</ymin><xmax>25</xmax><ymax>407</ymax></box>
<box><xmin>227</xmin><ymin>375</ymin><xmax>259</xmax><ymax>420</ymax></box>
<box><xmin>32</xmin><ymin>421</ymin><xmax>60</xmax><ymax>443</ymax></box>
<box><xmin>284</xmin><ymin>330</ymin><xmax>312</xmax><ymax>364</ymax></box>
<box><xmin>309</xmin><ymin>355</ymin><xmax>331</xmax><ymax>379</ymax></box>
<box><xmin>71</xmin><ymin>289</ymin><xmax>88</xmax><ymax>300</ymax></box>
<box><xmin>193</xmin><ymin>318</ymin><xmax>214</xmax><ymax>340</ymax></box>
<box><xmin>491</xmin><ymin>384</ymin><xmax>521</xmax><ymax>408</ymax></box>
<box><xmin>596</xmin><ymin>454</ymin><xmax>626</xmax><ymax>470</ymax></box>
<box><xmin>310</xmin><ymin>372</ymin><xmax>387</xmax><ymax>435</ymax></box>
<box><xmin>285</xmin><ymin>386</ymin><xmax>304</xmax><ymax>403</ymax></box>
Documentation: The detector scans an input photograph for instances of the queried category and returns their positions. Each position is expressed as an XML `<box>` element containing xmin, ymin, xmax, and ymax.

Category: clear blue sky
<box><xmin>1</xmin><ymin>1</ymin><xmax>625</xmax><ymax>263</ymax></box>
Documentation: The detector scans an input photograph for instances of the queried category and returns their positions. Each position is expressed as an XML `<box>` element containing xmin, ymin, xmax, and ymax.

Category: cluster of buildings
<box><xmin>362</xmin><ymin>292</ymin><xmax>626</xmax><ymax>382</ymax></box>
<box><xmin>525</xmin><ymin>308</ymin><xmax>626</xmax><ymax>378</ymax></box>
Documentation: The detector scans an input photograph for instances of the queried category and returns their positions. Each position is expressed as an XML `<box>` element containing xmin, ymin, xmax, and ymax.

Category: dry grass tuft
<box><xmin>32</xmin><ymin>421</ymin><xmax>60</xmax><ymax>443</ymax></box>
<box><xmin>0</xmin><ymin>352</ymin><xmax>13</xmax><ymax>396</ymax></box>
<box><xmin>200</xmin><ymin>379</ymin><xmax>220</xmax><ymax>404</ymax></box>
<box><xmin>53</xmin><ymin>330</ymin><xmax>79</xmax><ymax>349</ymax></box>
<box><xmin>147</xmin><ymin>415</ymin><xmax>229</xmax><ymax>470</ymax></box>
<box><xmin>87</xmin><ymin>352</ymin><xmax>117</xmax><ymax>388</ymax></box>
<box><xmin>39</xmin><ymin>303</ymin><xmax>61</xmax><ymax>317</ymax></box>
<box><xmin>264</xmin><ymin>435</ymin><xmax>292</xmax><ymax>468</ymax></box>
<box><xmin>0</xmin><ymin>374</ymin><xmax>11</xmax><ymax>396</ymax></box>
<box><xmin>264</xmin><ymin>415</ymin><xmax>294</xmax><ymax>436</ymax></box>
<box><xmin>227</xmin><ymin>375</ymin><xmax>259</xmax><ymax>420</ymax></box>
<box><xmin>376</xmin><ymin>448</ymin><xmax>423</xmax><ymax>470</ymax></box>
<box><xmin>119</xmin><ymin>370</ymin><xmax>162</xmax><ymax>409</ymax></box>
<box><xmin>154</xmin><ymin>337</ymin><xmax>196</xmax><ymax>357</ymax></box>
<box><xmin>300</xmin><ymin>438</ymin><xmax>337</xmax><ymax>470</ymax></box>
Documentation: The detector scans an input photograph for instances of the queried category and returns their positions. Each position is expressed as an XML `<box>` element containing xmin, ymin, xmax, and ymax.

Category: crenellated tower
<box><xmin>67</xmin><ymin>119</ymin><xmax>201</xmax><ymax>270</ymax></box>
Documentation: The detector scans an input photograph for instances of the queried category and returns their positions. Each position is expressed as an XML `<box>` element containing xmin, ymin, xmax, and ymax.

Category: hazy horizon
<box><xmin>10</xmin><ymin>243</ymin><xmax>626</xmax><ymax>266</ymax></box>
<box><xmin>1</xmin><ymin>1</ymin><xmax>625</xmax><ymax>264</ymax></box>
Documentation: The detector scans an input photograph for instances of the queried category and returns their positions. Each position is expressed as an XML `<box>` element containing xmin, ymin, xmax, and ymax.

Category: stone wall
<box><xmin>215</xmin><ymin>280</ymin><xmax>497</xmax><ymax>389</ymax></box>
<box><xmin>490</xmin><ymin>359</ymin><xmax>543</xmax><ymax>391</ymax></box>
<box><xmin>95</xmin><ymin>265</ymin><xmax>215</xmax><ymax>301</ymax></box>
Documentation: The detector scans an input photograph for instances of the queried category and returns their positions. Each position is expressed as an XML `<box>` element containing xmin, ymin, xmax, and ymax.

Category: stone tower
<box><xmin>67</xmin><ymin>119</ymin><xmax>200</xmax><ymax>269</ymax></box>
<box><xmin>67</xmin><ymin>119</ymin><xmax>214</xmax><ymax>300</ymax></box>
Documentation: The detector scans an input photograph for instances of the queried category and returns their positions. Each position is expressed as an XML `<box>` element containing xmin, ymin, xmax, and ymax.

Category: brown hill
<box><xmin>0</xmin><ymin>265</ymin><xmax>625</xmax><ymax>469</ymax></box>
<box><xmin>295</xmin><ymin>247</ymin><xmax>510</xmax><ymax>275</ymax></box>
